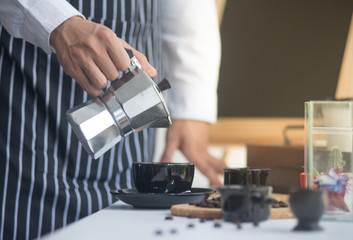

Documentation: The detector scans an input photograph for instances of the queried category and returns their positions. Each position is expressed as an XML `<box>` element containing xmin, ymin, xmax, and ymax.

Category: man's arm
<box><xmin>160</xmin><ymin>0</ymin><xmax>225</xmax><ymax>187</ymax></box>
<box><xmin>0</xmin><ymin>0</ymin><xmax>84</xmax><ymax>54</ymax></box>
<box><xmin>161</xmin><ymin>0</ymin><xmax>221</xmax><ymax>123</ymax></box>
<box><xmin>0</xmin><ymin>0</ymin><xmax>156</xmax><ymax>96</ymax></box>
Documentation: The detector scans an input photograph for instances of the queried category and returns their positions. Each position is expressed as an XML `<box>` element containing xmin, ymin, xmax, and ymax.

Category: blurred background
<box><xmin>157</xmin><ymin>0</ymin><xmax>353</xmax><ymax>191</ymax></box>
<box><xmin>218</xmin><ymin>0</ymin><xmax>353</xmax><ymax>117</ymax></box>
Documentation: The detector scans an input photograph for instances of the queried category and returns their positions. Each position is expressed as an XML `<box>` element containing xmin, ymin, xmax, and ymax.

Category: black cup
<box><xmin>289</xmin><ymin>188</ymin><xmax>325</xmax><ymax>231</ymax></box>
<box><xmin>132</xmin><ymin>162</ymin><xmax>195</xmax><ymax>193</ymax></box>
<box><xmin>224</xmin><ymin>167</ymin><xmax>271</xmax><ymax>186</ymax></box>
<box><xmin>218</xmin><ymin>185</ymin><xmax>273</xmax><ymax>222</ymax></box>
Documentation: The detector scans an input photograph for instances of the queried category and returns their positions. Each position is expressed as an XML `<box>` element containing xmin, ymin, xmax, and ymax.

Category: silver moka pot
<box><xmin>66</xmin><ymin>49</ymin><xmax>171</xmax><ymax>159</ymax></box>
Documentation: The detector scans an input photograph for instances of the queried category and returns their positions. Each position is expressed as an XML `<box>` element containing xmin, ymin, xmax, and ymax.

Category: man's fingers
<box><xmin>107</xmin><ymin>38</ymin><xmax>131</xmax><ymax>74</ymax></box>
<box><xmin>120</xmin><ymin>40</ymin><xmax>157</xmax><ymax>77</ymax></box>
<box><xmin>194</xmin><ymin>157</ymin><xmax>223</xmax><ymax>187</ymax></box>
<box><xmin>207</xmin><ymin>154</ymin><xmax>227</xmax><ymax>174</ymax></box>
<box><xmin>95</xmin><ymin>52</ymin><xmax>120</xmax><ymax>81</ymax></box>
<box><xmin>133</xmin><ymin>51</ymin><xmax>157</xmax><ymax>77</ymax></box>
<box><xmin>81</xmin><ymin>58</ymin><xmax>109</xmax><ymax>90</ymax></box>
<box><xmin>75</xmin><ymin>67</ymin><xmax>104</xmax><ymax>97</ymax></box>
<box><xmin>182</xmin><ymin>148</ymin><xmax>223</xmax><ymax>187</ymax></box>
<box><xmin>161</xmin><ymin>137</ymin><xmax>179</xmax><ymax>163</ymax></box>
<box><xmin>160</xmin><ymin>150</ymin><xmax>173</xmax><ymax>163</ymax></box>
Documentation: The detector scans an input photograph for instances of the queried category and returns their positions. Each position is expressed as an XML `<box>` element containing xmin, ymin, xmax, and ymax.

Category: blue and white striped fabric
<box><xmin>0</xmin><ymin>1</ymin><xmax>161</xmax><ymax>239</ymax></box>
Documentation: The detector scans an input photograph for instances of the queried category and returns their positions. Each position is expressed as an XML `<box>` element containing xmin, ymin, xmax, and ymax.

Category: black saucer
<box><xmin>110</xmin><ymin>188</ymin><xmax>214</xmax><ymax>209</ymax></box>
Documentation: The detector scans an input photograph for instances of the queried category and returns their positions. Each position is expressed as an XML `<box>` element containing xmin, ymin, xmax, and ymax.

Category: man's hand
<box><xmin>161</xmin><ymin>120</ymin><xmax>226</xmax><ymax>187</ymax></box>
<box><xmin>50</xmin><ymin>16</ymin><xmax>156</xmax><ymax>97</ymax></box>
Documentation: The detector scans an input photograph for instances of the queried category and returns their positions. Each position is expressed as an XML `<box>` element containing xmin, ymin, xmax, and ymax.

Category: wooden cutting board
<box><xmin>170</xmin><ymin>193</ymin><xmax>293</xmax><ymax>220</ymax></box>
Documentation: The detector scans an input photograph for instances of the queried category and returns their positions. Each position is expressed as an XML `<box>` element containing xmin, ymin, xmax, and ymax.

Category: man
<box><xmin>0</xmin><ymin>0</ymin><xmax>224</xmax><ymax>239</ymax></box>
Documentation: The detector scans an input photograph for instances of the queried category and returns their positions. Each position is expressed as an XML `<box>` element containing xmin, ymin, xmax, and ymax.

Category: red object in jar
<box><xmin>300</xmin><ymin>172</ymin><xmax>307</xmax><ymax>188</ymax></box>
<box><xmin>300</xmin><ymin>172</ymin><xmax>319</xmax><ymax>190</ymax></box>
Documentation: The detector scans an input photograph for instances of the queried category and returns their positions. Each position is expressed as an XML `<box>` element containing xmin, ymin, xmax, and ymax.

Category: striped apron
<box><xmin>0</xmin><ymin>0</ymin><xmax>162</xmax><ymax>239</ymax></box>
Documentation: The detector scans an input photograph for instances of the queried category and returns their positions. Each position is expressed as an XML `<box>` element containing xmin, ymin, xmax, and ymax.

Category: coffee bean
<box><xmin>272</xmin><ymin>203</ymin><xmax>280</xmax><ymax>208</ymax></box>
<box><xmin>232</xmin><ymin>219</ymin><xmax>242</xmax><ymax>229</ymax></box>
<box><xmin>187</xmin><ymin>223</ymin><xmax>195</xmax><ymax>228</ymax></box>
<box><xmin>200</xmin><ymin>202</ymin><xmax>208</xmax><ymax>207</ymax></box>
<box><xmin>199</xmin><ymin>218</ymin><xmax>206</xmax><ymax>223</ymax></box>
<box><xmin>155</xmin><ymin>230</ymin><xmax>163</xmax><ymax>235</ymax></box>
<box><xmin>165</xmin><ymin>215</ymin><xmax>173</xmax><ymax>220</ymax></box>
<box><xmin>214</xmin><ymin>222</ymin><xmax>222</xmax><ymax>228</ymax></box>
<box><xmin>170</xmin><ymin>229</ymin><xmax>177</xmax><ymax>234</ymax></box>
<box><xmin>192</xmin><ymin>198</ymin><xmax>223</xmax><ymax>209</ymax></box>
<box><xmin>191</xmin><ymin>196</ymin><xmax>288</xmax><ymax>210</ymax></box>
<box><xmin>253</xmin><ymin>222</ymin><xmax>259</xmax><ymax>227</ymax></box>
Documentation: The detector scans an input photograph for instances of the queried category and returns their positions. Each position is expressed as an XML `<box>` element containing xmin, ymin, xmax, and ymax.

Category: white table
<box><xmin>43</xmin><ymin>201</ymin><xmax>353</xmax><ymax>240</ymax></box>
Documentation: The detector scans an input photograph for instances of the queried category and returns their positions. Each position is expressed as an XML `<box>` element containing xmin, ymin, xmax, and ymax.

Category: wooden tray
<box><xmin>170</xmin><ymin>193</ymin><xmax>293</xmax><ymax>220</ymax></box>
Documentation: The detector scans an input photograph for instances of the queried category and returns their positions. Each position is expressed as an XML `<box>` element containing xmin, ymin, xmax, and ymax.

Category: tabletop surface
<box><xmin>42</xmin><ymin>200</ymin><xmax>353</xmax><ymax>240</ymax></box>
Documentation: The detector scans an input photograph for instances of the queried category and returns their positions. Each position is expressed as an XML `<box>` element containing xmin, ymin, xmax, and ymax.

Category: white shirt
<box><xmin>0</xmin><ymin>0</ymin><xmax>220</xmax><ymax>123</ymax></box>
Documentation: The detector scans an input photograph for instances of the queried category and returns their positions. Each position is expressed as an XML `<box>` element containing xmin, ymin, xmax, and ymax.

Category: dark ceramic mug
<box><xmin>218</xmin><ymin>185</ymin><xmax>273</xmax><ymax>222</ymax></box>
<box><xmin>289</xmin><ymin>188</ymin><xmax>325</xmax><ymax>231</ymax></box>
<box><xmin>132</xmin><ymin>162</ymin><xmax>195</xmax><ymax>193</ymax></box>
<box><xmin>224</xmin><ymin>167</ymin><xmax>271</xmax><ymax>186</ymax></box>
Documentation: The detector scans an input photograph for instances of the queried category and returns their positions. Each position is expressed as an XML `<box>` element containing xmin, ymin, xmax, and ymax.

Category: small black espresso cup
<box><xmin>224</xmin><ymin>167</ymin><xmax>271</xmax><ymax>186</ymax></box>
<box><xmin>132</xmin><ymin>162</ymin><xmax>195</xmax><ymax>193</ymax></box>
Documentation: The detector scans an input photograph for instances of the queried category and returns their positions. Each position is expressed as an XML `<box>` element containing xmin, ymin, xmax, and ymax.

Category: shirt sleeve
<box><xmin>0</xmin><ymin>0</ymin><xmax>84</xmax><ymax>54</ymax></box>
<box><xmin>161</xmin><ymin>0</ymin><xmax>221</xmax><ymax>124</ymax></box>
